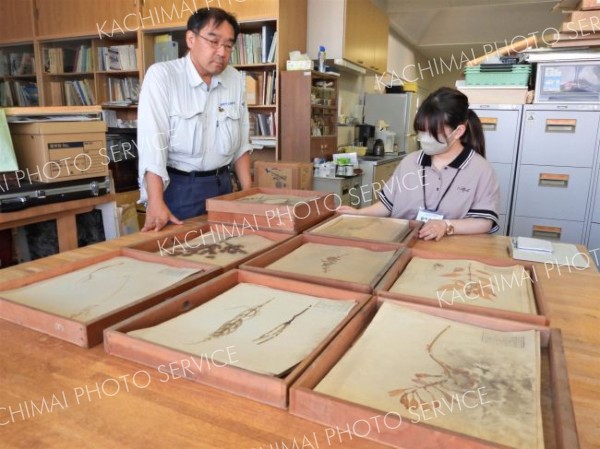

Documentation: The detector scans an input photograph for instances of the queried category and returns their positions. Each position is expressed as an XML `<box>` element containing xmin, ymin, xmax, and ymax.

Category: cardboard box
<box><xmin>9</xmin><ymin>120</ymin><xmax>109</xmax><ymax>182</ymax></box>
<box><xmin>286</xmin><ymin>60</ymin><xmax>313</xmax><ymax>71</ymax></box>
<box><xmin>254</xmin><ymin>161</ymin><xmax>313</xmax><ymax>190</ymax></box>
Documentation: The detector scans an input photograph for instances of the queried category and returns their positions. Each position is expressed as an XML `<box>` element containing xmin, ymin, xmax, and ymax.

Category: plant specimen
<box><xmin>435</xmin><ymin>263</ymin><xmax>496</xmax><ymax>301</ymax></box>
<box><xmin>388</xmin><ymin>325</ymin><xmax>479</xmax><ymax>411</ymax></box>
<box><xmin>187</xmin><ymin>297</ymin><xmax>275</xmax><ymax>344</ymax></box>
<box><xmin>320</xmin><ymin>253</ymin><xmax>347</xmax><ymax>273</ymax></box>
<box><xmin>253</xmin><ymin>305</ymin><xmax>312</xmax><ymax>345</ymax></box>
<box><xmin>173</xmin><ymin>241</ymin><xmax>248</xmax><ymax>259</ymax></box>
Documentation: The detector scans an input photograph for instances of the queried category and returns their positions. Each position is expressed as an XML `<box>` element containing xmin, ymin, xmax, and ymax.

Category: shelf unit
<box><xmin>280</xmin><ymin>70</ymin><xmax>339</xmax><ymax>162</ymax></box>
<box><xmin>0</xmin><ymin>0</ymin><xmax>307</xmax><ymax>162</ymax></box>
<box><xmin>0</xmin><ymin>42</ymin><xmax>38</xmax><ymax>107</ymax></box>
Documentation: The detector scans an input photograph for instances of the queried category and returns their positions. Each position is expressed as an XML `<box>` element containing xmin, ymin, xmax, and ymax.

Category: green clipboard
<box><xmin>0</xmin><ymin>109</ymin><xmax>18</xmax><ymax>172</ymax></box>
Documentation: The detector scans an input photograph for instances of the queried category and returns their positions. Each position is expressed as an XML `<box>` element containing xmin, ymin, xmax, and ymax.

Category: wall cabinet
<box><xmin>511</xmin><ymin>105</ymin><xmax>600</xmax><ymax>244</ymax></box>
<box><xmin>280</xmin><ymin>70</ymin><xmax>338</xmax><ymax>162</ymax></box>
<box><xmin>307</xmin><ymin>0</ymin><xmax>388</xmax><ymax>74</ymax></box>
<box><xmin>35</xmin><ymin>0</ymin><xmax>139</xmax><ymax>39</ymax></box>
<box><xmin>0</xmin><ymin>0</ymin><xmax>35</xmax><ymax>43</ymax></box>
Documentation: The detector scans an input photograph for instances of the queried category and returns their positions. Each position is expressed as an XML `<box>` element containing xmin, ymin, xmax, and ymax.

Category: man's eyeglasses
<box><xmin>194</xmin><ymin>33</ymin><xmax>235</xmax><ymax>52</ymax></box>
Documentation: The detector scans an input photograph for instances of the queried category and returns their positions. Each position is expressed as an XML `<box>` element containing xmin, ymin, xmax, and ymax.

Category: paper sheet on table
<box><xmin>0</xmin><ymin>109</ymin><xmax>18</xmax><ymax>171</ymax></box>
<box><xmin>315</xmin><ymin>302</ymin><xmax>543</xmax><ymax>449</ymax></box>
<box><xmin>1</xmin><ymin>257</ymin><xmax>203</xmax><ymax>323</ymax></box>
<box><xmin>128</xmin><ymin>283</ymin><xmax>356</xmax><ymax>376</ymax></box>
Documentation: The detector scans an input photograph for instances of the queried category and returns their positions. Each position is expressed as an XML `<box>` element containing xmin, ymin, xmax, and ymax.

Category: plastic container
<box><xmin>318</xmin><ymin>45</ymin><xmax>326</xmax><ymax>72</ymax></box>
<box><xmin>464</xmin><ymin>65</ymin><xmax>531</xmax><ymax>86</ymax></box>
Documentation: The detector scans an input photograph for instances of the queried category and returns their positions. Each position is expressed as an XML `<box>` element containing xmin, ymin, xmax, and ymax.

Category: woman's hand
<box><xmin>337</xmin><ymin>205</ymin><xmax>361</xmax><ymax>215</ymax></box>
<box><xmin>418</xmin><ymin>219</ymin><xmax>447</xmax><ymax>241</ymax></box>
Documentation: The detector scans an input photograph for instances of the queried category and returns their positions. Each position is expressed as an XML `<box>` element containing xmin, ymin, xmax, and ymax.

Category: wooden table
<box><xmin>0</xmin><ymin>232</ymin><xmax>598</xmax><ymax>449</ymax></box>
<box><xmin>0</xmin><ymin>194</ymin><xmax>116</xmax><ymax>253</ymax></box>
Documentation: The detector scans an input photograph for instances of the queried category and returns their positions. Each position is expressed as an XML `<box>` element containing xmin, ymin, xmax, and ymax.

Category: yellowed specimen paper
<box><xmin>390</xmin><ymin>257</ymin><xmax>536</xmax><ymax>313</ymax></box>
<box><xmin>315</xmin><ymin>302</ymin><xmax>543</xmax><ymax>449</ymax></box>
<box><xmin>128</xmin><ymin>283</ymin><xmax>356</xmax><ymax>376</ymax></box>
<box><xmin>160</xmin><ymin>232</ymin><xmax>274</xmax><ymax>267</ymax></box>
<box><xmin>237</xmin><ymin>193</ymin><xmax>318</xmax><ymax>206</ymax></box>
<box><xmin>267</xmin><ymin>242</ymin><xmax>396</xmax><ymax>284</ymax></box>
<box><xmin>311</xmin><ymin>215</ymin><xmax>411</xmax><ymax>243</ymax></box>
<box><xmin>1</xmin><ymin>257</ymin><xmax>202</xmax><ymax>323</ymax></box>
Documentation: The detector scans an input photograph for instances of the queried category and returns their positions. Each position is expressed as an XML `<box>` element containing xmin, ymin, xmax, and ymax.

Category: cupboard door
<box><xmin>371</xmin><ymin>7</ymin><xmax>388</xmax><ymax>74</ymax></box>
<box><xmin>0</xmin><ymin>0</ymin><xmax>34</xmax><ymax>42</ymax></box>
<box><xmin>344</xmin><ymin>0</ymin><xmax>369</xmax><ymax>68</ymax></box>
<box><xmin>141</xmin><ymin>0</ymin><xmax>278</xmax><ymax>27</ymax></box>
<box><xmin>36</xmin><ymin>0</ymin><xmax>138</xmax><ymax>38</ymax></box>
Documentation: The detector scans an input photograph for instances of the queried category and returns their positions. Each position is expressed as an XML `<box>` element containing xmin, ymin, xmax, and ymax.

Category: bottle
<box><xmin>318</xmin><ymin>45</ymin><xmax>326</xmax><ymax>72</ymax></box>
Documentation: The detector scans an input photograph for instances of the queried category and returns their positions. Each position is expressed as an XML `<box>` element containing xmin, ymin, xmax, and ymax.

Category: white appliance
<box><xmin>365</xmin><ymin>92</ymin><xmax>419</xmax><ymax>153</ymax></box>
<box><xmin>375</xmin><ymin>129</ymin><xmax>396</xmax><ymax>153</ymax></box>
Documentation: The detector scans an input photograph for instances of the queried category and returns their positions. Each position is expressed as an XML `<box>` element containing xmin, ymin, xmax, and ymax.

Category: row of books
<box><xmin>97</xmin><ymin>45</ymin><xmax>138</xmax><ymax>71</ymax></box>
<box><xmin>0</xmin><ymin>51</ymin><xmax>35</xmax><ymax>77</ymax></box>
<box><xmin>0</xmin><ymin>80</ymin><xmax>38</xmax><ymax>107</ymax></box>
<box><xmin>242</xmin><ymin>70</ymin><xmax>277</xmax><ymax>105</ymax></box>
<box><xmin>229</xmin><ymin>26</ymin><xmax>277</xmax><ymax>65</ymax></box>
<box><xmin>250</xmin><ymin>111</ymin><xmax>276</xmax><ymax>139</ymax></box>
<box><xmin>44</xmin><ymin>46</ymin><xmax>92</xmax><ymax>74</ymax></box>
<box><xmin>104</xmin><ymin>77</ymin><xmax>140</xmax><ymax>105</ymax></box>
<box><xmin>48</xmin><ymin>79</ymin><xmax>96</xmax><ymax>106</ymax></box>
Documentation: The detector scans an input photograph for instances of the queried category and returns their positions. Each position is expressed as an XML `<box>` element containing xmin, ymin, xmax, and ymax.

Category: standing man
<box><xmin>137</xmin><ymin>7</ymin><xmax>252</xmax><ymax>232</ymax></box>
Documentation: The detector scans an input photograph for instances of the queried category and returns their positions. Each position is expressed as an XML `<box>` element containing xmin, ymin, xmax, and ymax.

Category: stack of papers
<box><xmin>509</xmin><ymin>237</ymin><xmax>590</xmax><ymax>269</ymax></box>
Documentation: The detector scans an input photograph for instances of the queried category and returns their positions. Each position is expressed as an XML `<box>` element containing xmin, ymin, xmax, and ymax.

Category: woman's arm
<box><xmin>419</xmin><ymin>217</ymin><xmax>492</xmax><ymax>241</ymax></box>
<box><xmin>337</xmin><ymin>201</ymin><xmax>391</xmax><ymax>217</ymax></box>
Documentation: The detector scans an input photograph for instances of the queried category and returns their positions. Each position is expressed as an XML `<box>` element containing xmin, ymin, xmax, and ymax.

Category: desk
<box><xmin>0</xmin><ymin>233</ymin><xmax>598</xmax><ymax>449</ymax></box>
<box><xmin>0</xmin><ymin>194</ymin><xmax>116</xmax><ymax>253</ymax></box>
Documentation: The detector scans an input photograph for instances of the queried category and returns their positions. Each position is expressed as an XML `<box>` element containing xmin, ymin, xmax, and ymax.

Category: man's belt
<box><xmin>167</xmin><ymin>165</ymin><xmax>229</xmax><ymax>177</ymax></box>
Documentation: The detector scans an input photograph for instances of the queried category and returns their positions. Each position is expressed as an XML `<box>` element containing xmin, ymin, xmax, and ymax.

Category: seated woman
<box><xmin>339</xmin><ymin>87</ymin><xmax>500</xmax><ymax>241</ymax></box>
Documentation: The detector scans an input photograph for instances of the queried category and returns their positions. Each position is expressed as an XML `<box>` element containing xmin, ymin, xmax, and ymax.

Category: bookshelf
<box><xmin>0</xmin><ymin>43</ymin><xmax>38</xmax><ymax>107</ymax></box>
<box><xmin>0</xmin><ymin>0</ymin><xmax>308</xmax><ymax>160</ymax></box>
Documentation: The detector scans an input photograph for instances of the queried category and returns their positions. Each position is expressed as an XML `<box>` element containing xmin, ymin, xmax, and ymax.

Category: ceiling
<box><xmin>381</xmin><ymin>0</ymin><xmax>565</xmax><ymax>61</ymax></box>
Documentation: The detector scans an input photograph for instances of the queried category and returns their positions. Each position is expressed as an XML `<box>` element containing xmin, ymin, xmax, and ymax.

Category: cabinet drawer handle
<box><xmin>545</xmin><ymin>119</ymin><xmax>576</xmax><ymax>133</ymax></box>
<box><xmin>532</xmin><ymin>225</ymin><xmax>562</xmax><ymax>240</ymax></box>
<box><xmin>480</xmin><ymin>117</ymin><xmax>498</xmax><ymax>131</ymax></box>
<box><xmin>538</xmin><ymin>173</ymin><xmax>569</xmax><ymax>188</ymax></box>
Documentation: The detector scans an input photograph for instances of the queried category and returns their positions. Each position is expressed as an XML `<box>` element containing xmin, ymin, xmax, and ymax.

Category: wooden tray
<box><xmin>126</xmin><ymin>221</ymin><xmax>293</xmax><ymax>272</ymax></box>
<box><xmin>206</xmin><ymin>187</ymin><xmax>335</xmax><ymax>233</ymax></box>
<box><xmin>0</xmin><ymin>248</ymin><xmax>221</xmax><ymax>348</ymax></box>
<box><xmin>290</xmin><ymin>298</ymin><xmax>579</xmax><ymax>449</ymax></box>
<box><xmin>305</xmin><ymin>213</ymin><xmax>422</xmax><ymax>248</ymax></box>
<box><xmin>240</xmin><ymin>233</ymin><xmax>404</xmax><ymax>293</ymax></box>
<box><xmin>104</xmin><ymin>269</ymin><xmax>371</xmax><ymax>409</ymax></box>
<box><xmin>375</xmin><ymin>247</ymin><xmax>549</xmax><ymax>326</ymax></box>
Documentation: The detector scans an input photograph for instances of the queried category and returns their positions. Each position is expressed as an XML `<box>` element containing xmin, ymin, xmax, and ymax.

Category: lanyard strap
<box><xmin>421</xmin><ymin>168</ymin><xmax>461</xmax><ymax>211</ymax></box>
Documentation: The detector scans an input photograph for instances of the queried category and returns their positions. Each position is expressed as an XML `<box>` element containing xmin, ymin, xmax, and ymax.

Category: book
<box><xmin>261</xmin><ymin>25</ymin><xmax>275</xmax><ymax>63</ymax></box>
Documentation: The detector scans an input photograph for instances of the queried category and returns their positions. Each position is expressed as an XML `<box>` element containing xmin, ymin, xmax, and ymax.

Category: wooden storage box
<box><xmin>0</xmin><ymin>248</ymin><xmax>221</xmax><ymax>347</ymax></box>
<box><xmin>582</xmin><ymin>0</ymin><xmax>600</xmax><ymax>10</ymax></box>
<box><xmin>9</xmin><ymin>120</ymin><xmax>109</xmax><ymax>182</ymax></box>
<box><xmin>375</xmin><ymin>248</ymin><xmax>548</xmax><ymax>326</ymax></box>
<box><xmin>206</xmin><ymin>187</ymin><xmax>335</xmax><ymax>233</ymax></box>
<box><xmin>240</xmin><ymin>233</ymin><xmax>403</xmax><ymax>293</ymax></box>
<box><xmin>104</xmin><ymin>269</ymin><xmax>371</xmax><ymax>409</ymax></box>
<box><xmin>127</xmin><ymin>221</ymin><xmax>293</xmax><ymax>272</ymax></box>
<box><xmin>254</xmin><ymin>161</ymin><xmax>313</xmax><ymax>190</ymax></box>
<box><xmin>306</xmin><ymin>213</ymin><xmax>421</xmax><ymax>248</ymax></box>
<box><xmin>290</xmin><ymin>298</ymin><xmax>579</xmax><ymax>449</ymax></box>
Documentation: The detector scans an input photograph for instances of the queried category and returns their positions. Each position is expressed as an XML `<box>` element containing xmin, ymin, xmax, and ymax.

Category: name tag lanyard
<box><xmin>421</xmin><ymin>168</ymin><xmax>461</xmax><ymax>212</ymax></box>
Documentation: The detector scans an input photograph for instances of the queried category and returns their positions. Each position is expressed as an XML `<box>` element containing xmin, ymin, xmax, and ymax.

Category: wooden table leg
<box><xmin>56</xmin><ymin>214</ymin><xmax>78</xmax><ymax>252</ymax></box>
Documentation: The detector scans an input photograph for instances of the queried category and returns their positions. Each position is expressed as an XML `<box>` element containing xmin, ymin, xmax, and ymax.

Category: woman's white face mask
<box><xmin>418</xmin><ymin>128</ymin><xmax>457</xmax><ymax>156</ymax></box>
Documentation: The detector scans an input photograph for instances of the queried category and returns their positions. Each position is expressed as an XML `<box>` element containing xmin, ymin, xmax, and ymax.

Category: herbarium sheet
<box><xmin>128</xmin><ymin>283</ymin><xmax>356</xmax><ymax>376</ymax></box>
<box><xmin>236</xmin><ymin>193</ymin><xmax>318</xmax><ymax>206</ymax></box>
<box><xmin>390</xmin><ymin>257</ymin><xmax>537</xmax><ymax>313</ymax></box>
<box><xmin>315</xmin><ymin>302</ymin><xmax>543</xmax><ymax>449</ymax></box>
<box><xmin>0</xmin><ymin>257</ymin><xmax>203</xmax><ymax>323</ymax></box>
<box><xmin>266</xmin><ymin>242</ymin><xmax>396</xmax><ymax>284</ymax></box>
<box><xmin>311</xmin><ymin>215</ymin><xmax>411</xmax><ymax>243</ymax></box>
<box><xmin>159</xmin><ymin>231</ymin><xmax>274</xmax><ymax>266</ymax></box>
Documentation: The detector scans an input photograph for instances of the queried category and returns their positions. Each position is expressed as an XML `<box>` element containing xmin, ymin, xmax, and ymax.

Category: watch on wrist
<box><xmin>445</xmin><ymin>220</ymin><xmax>455</xmax><ymax>236</ymax></box>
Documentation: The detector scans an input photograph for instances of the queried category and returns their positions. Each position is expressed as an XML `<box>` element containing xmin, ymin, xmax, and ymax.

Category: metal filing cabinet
<box><xmin>511</xmin><ymin>105</ymin><xmax>600</xmax><ymax>244</ymax></box>
<box><xmin>472</xmin><ymin>104</ymin><xmax>522</xmax><ymax>235</ymax></box>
